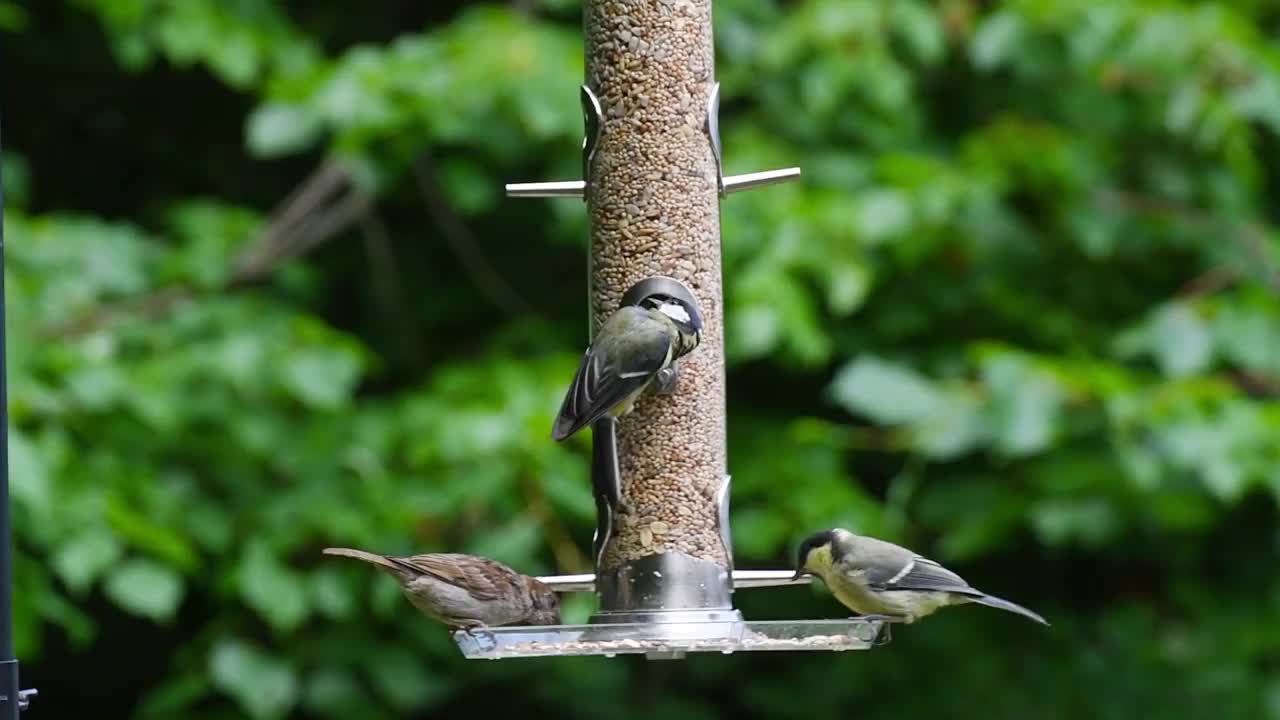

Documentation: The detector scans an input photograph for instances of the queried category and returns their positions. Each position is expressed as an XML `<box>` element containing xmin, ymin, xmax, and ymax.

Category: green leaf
<box><xmin>53</xmin><ymin>529</ymin><xmax>124</xmax><ymax>594</ymax></box>
<box><xmin>238</xmin><ymin>540</ymin><xmax>310</xmax><ymax>633</ymax></box>
<box><xmin>1151</xmin><ymin>303</ymin><xmax>1213</xmax><ymax>378</ymax></box>
<box><xmin>439</xmin><ymin>157</ymin><xmax>498</xmax><ymax>213</ymax></box>
<box><xmin>65</xmin><ymin>364</ymin><xmax>128</xmax><ymax>409</ymax></box>
<box><xmin>247</xmin><ymin>103</ymin><xmax>322</xmax><ymax>158</ymax></box>
<box><xmin>920</xmin><ymin>481</ymin><xmax>1026</xmax><ymax>560</ymax></box>
<box><xmin>825</xmin><ymin>260</ymin><xmax>872</xmax><ymax>315</ymax></box>
<box><xmin>103</xmin><ymin>558</ymin><xmax>184</xmax><ymax>622</ymax></box>
<box><xmin>1031</xmin><ymin>498</ymin><xmax>1121</xmax><ymax>547</ymax></box>
<box><xmin>1213</xmin><ymin>297</ymin><xmax>1280</xmax><ymax>375</ymax></box>
<box><xmin>7</xmin><ymin>429</ymin><xmax>51</xmax><ymax>516</ymax></box>
<box><xmin>1201</xmin><ymin>454</ymin><xmax>1247</xmax><ymax>502</ymax></box>
<box><xmin>165</xmin><ymin>202</ymin><xmax>260</xmax><ymax>288</ymax></box>
<box><xmin>538</xmin><ymin>454</ymin><xmax>594</xmax><ymax>521</ymax></box>
<box><xmin>730</xmin><ymin>303</ymin><xmax>783</xmax><ymax>359</ymax></box>
<box><xmin>105</xmin><ymin>495</ymin><xmax>200</xmax><ymax>571</ymax></box>
<box><xmin>982</xmin><ymin>354</ymin><xmax>1063</xmax><ymax>457</ymax></box>
<box><xmin>303</xmin><ymin>668</ymin><xmax>369</xmax><ymax>718</ymax></box>
<box><xmin>853</xmin><ymin>189</ymin><xmax>912</xmax><ymax>244</ymax></box>
<box><xmin>207</xmin><ymin>30</ymin><xmax>260</xmax><ymax>88</ymax></box>
<box><xmin>308</xmin><ymin>568</ymin><xmax>356</xmax><ymax>620</ymax></box>
<box><xmin>185</xmin><ymin>504</ymin><xmax>234</xmax><ymax>553</ymax></box>
<box><xmin>1118</xmin><ymin>444</ymin><xmax>1164</xmax><ymax>491</ymax></box>
<box><xmin>891</xmin><ymin>1</ymin><xmax>945</xmax><ymax>65</ymax></box>
<box><xmin>830</xmin><ymin>356</ymin><xmax>943</xmax><ymax>425</ymax></box>
<box><xmin>465</xmin><ymin>519</ymin><xmax>542</xmax><ymax>565</ymax></box>
<box><xmin>912</xmin><ymin>389</ymin><xmax>986</xmax><ymax>459</ymax></box>
<box><xmin>731</xmin><ymin>508</ymin><xmax>793</xmax><ymax>557</ymax></box>
<box><xmin>280</xmin><ymin>348</ymin><xmax>362</xmax><ymax>410</ymax></box>
<box><xmin>210</xmin><ymin>640</ymin><xmax>299</xmax><ymax>719</ymax></box>
<box><xmin>1157</xmin><ymin>421</ymin><xmax>1245</xmax><ymax>500</ymax></box>
<box><xmin>970</xmin><ymin>11</ymin><xmax>1023</xmax><ymax>71</ymax></box>
<box><xmin>363</xmin><ymin>647</ymin><xmax>446</xmax><ymax>709</ymax></box>
<box><xmin>37</xmin><ymin>588</ymin><xmax>96</xmax><ymax>647</ymax></box>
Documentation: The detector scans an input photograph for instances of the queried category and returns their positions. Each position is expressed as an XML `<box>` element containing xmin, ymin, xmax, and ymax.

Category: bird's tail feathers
<box><xmin>322</xmin><ymin>547</ymin><xmax>403</xmax><ymax>573</ymax></box>
<box><xmin>551</xmin><ymin>414</ymin><xmax>579</xmax><ymax>441</ymax></box>
<box><xmin>972</xmin><ymin>593</ymin><xmax>1049</xmax><ymax>626</ymax></box>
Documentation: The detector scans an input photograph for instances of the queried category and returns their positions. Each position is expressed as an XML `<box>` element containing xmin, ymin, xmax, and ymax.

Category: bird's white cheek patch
<box><xmin>659</xmin><ymin>303</ymin><xmax>691</xmax><ymax>324</ymax></box>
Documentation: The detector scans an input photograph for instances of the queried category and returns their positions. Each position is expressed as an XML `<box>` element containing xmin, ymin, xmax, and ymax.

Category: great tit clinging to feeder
<box><xmin>552</xmin><ymin>290</ymin><xmax>702</xmax><ymax>441</ymax></box>
<box><xmin>794</xmin><ymin>528</ymin><xmax>1048</xmax><ymax>626</ymax></box>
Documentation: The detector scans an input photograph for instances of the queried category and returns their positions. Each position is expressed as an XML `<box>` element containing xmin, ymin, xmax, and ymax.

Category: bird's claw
<box><xmin>653</xmin><ymin>366</ymin><xmax>679</xmax><ymax>395</ymax></box>
<box><xmin>854</xmin><ymin>614</ymin><xmax>900</xmax><ymax>624</ymax></box>
<box><xmin>458</xmin><ymin>626</ymin><xmax>498</xmax><ymax>651</ymax></box>
<box><xmin>848</xmin><ymin>615</ymin><xmax>898</xmax><ymax>645</ymax></box>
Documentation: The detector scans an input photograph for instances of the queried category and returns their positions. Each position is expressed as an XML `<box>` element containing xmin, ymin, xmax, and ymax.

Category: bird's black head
<box><xmin>793</xmin><ymin>529</ymin><xmax>839</xmax><ymax>580</ymax></box>
<box><xmin>640</xmin><ymin>292</ymin><xmax>703</xmax><ymax>335</ymax></box>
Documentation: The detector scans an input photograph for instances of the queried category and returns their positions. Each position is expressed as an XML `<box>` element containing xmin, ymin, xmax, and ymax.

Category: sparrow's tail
<box><xmin>322</xmin><ymin>547</ymin><xmax>402</xmax><ymax>573</ymax></box>
<box><xmin>971</xmin><ymin>592</ymin><xmax>1050</xmax><ymax>626</ymax></box>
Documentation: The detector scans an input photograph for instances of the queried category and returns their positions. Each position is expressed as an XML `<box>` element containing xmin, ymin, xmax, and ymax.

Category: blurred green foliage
<box><xmin>6</xmin><ymin>0</ymin><xmax>1280</xmax><ymax>718</ymax></box>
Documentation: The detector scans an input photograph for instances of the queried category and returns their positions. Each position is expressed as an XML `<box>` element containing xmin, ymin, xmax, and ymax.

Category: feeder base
<box><xmin>453</xmin><ymin>618</ymin><xmax>887</xmax><ymax>660</ymax></box>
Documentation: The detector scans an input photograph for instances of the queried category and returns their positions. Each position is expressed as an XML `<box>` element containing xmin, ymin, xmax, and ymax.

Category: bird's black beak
<box><xmin>791</xmin><ymin>569</ymin><xmax>808</xmax><ymax>582</ymax></box>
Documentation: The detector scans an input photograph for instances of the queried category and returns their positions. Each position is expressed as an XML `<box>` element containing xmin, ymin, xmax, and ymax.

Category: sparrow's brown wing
<box><xmin>387</xmin><ymin>553</ymin><xmax>523</xmax><ymax>602</ymax></box>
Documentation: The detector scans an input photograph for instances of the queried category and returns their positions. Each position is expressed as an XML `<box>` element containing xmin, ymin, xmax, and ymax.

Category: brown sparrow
<box><xmin>323</xmin><ymin>547</ymin><xmax>560</xmax><ymax>629</ymax></box>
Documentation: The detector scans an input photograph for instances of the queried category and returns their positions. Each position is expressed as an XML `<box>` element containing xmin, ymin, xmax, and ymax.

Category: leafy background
<box><xmin>6</xmin><ymin>0</ymin><xmax>1280</xmax><ymax>718</ymax></box>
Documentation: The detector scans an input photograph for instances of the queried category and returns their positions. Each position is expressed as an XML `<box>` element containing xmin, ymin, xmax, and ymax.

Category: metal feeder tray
<box><xmin>454</xmin><ymin>618</ymin><xmax>886</xmax><ymax>660</ymax></box>
<box><xmin>451</xmin><ymin>570</ymin><xmax>890</xmax><ymax>660</ymax></box>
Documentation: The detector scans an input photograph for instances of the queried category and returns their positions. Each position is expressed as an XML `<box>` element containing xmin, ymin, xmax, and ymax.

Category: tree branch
<box><xmin>47</xmin><ymin>161</ymin><xmax>367</xmax><ymax>339</ymax></box>
<box><xmin>359</xmin><ymin>210</ymin><xmax>424</xmax><ymax>360</ymax></box>
<box><xmin>411</xmin><ymin>154</ymin><xmax>538</xmax><ymax>318</ymax></box>
<box><xmin>234</xmin><ymin>160</ymin><xmax>350</xmax><ymax>282</ymax></box>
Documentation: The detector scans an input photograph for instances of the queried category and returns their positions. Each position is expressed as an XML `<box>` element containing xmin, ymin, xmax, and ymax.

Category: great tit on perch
<box><xmin>793</xmin><ymin>529</ymin><xmax>1048</xmax><ymax>626</ymax></box>
<box><xmin>323</xmin><ymin>548</ymin><xmax>561</xmax><ymax>629</ymax></box>
<box><xmin>552</xmin><ymin>291</ymin><xmax>703</xmax><ymax>441</ymax></box>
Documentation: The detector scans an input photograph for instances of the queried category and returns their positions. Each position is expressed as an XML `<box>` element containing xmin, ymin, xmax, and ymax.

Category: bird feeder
<box><xmin>458</xmin><ymin>0</ymin><xmax>884</xmax><ymax>659</ymax></box>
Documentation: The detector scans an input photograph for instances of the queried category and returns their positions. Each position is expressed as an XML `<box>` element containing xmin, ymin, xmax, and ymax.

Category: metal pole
<box><xmin>536</xmin><ymin>569</ymin><xmax>815</xmax><ymax>593</ymax></box>
<box><xmin>0</xmin><ymin>82</ymin><xmax>30</xmax><ymax>717</ymax></box>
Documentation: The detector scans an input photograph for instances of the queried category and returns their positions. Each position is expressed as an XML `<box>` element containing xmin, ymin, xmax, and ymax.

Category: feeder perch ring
<box><xmin>619</xmin><ymin>276</ymin><xmax>700</xmax><ymax>314</ymax></box>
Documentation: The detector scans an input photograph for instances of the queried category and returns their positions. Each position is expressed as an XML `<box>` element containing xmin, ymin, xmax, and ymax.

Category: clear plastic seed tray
<box><xmin>453</xmin><ymin>619</ymin><xmax>888</xmax><ymax>659</ymax></box>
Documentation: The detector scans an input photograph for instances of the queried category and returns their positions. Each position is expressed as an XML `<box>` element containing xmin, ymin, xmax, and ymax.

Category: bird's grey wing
<box><xmin>552</xmin><ymin>310</ymin><xmax>672</xmax><ymax>440</ymax></box>
<box><xmin>388</xmin><ymin>553</ymin><xmax>521</xmax><ymax>602</ymax></box>
<box><xmin>864</xmin><ymin>554</ymin><xmax>982</xmax><ymax>597</ymax></box>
